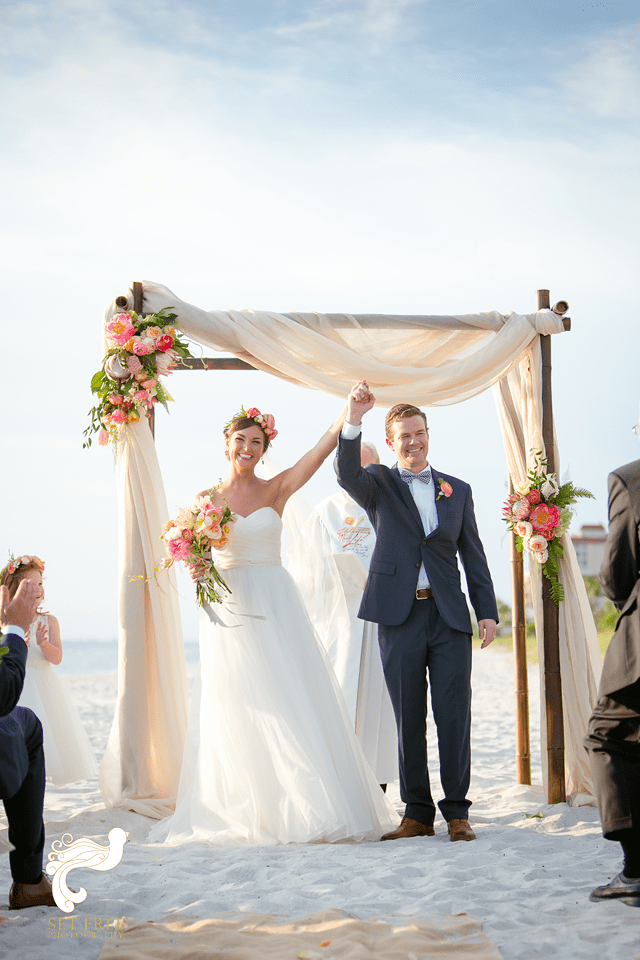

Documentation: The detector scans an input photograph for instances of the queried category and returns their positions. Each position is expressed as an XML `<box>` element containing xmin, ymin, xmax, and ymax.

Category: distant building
<box><xmin>571</xmin><ymin>524</ymin><xmax>608</xmax><ymax>577</ymax></box>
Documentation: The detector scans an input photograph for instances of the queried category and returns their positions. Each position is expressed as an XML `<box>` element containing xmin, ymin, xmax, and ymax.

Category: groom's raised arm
<box><xmin>334</xmin><ymin>381</ymin><xmax>378</xmax><ymax>512</ymax></box>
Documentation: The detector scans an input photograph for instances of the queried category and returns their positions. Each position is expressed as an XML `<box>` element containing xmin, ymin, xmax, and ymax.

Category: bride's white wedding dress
<box><xmin>150</xmin><ymin>507</ymin><xmax>398</xmax><ymax>846</ymax></box>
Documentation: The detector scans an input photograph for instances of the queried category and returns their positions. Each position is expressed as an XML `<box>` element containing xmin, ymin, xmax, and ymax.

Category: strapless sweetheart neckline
<box><xmin>234</xmin><ymin>506</ymin><xmax>282</xmax><ymax>522</ymax></box>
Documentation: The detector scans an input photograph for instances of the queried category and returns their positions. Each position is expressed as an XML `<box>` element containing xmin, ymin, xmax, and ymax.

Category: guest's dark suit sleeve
<box><xmin>0</xmin><ymin>633</ymin><xmax>28</xmax><ymax>716</ymax></box>
<box><xmin>600</xmin><ymin>469</ymin><xmax>640</xmax><ymax>610</ymax></box>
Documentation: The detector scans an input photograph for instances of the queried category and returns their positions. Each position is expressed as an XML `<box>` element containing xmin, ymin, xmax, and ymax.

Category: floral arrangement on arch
<box><xmin>502</xmin><ymin>452</ymin><xmax>594</xmax><ymax>604</ymax></box>
<box><xmin>159</xmin><ymin>490</ymin><xmax>236</xmax><ymax>606</ymax></box>
<box><xmin>83</xmin><ymin>308</ymin><xmax>194</xmax><ymax>447</ymax></box>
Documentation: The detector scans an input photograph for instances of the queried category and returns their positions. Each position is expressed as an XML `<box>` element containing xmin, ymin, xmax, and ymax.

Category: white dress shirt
<box><xmin>1</xmin><ymin>625</ymin><xmax>25</xmax><ymax>639</ymax></box>
<box><xmin>341</xmin><ymin>422</ymin><xmax>438</xmax><ymax>588</ymax></box>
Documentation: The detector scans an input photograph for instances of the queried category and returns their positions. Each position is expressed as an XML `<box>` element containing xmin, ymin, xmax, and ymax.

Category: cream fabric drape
<box><xmin>102</xmin><ymin>280</ymin><xmax>599</xmax><ymax>810</ymax></box>
<box><xmin>99</xmin><ymin>417</ymin><xmax>188</xmax><ymax>817</ymax></box>
<box><xmin>494</xmin><ymin>347</ymin><xmax>601</xmax><ymax>801</ymax></box>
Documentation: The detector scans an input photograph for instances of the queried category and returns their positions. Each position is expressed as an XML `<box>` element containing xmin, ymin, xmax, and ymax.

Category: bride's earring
<box><xmin>261</xmin><ymin>457</ymin><xmax>265</xmax><ymax>465</ymax></box>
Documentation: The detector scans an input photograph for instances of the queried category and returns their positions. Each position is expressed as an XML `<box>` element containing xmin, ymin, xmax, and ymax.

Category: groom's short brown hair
<box><xmin>385</xmin><ymin>404</ymin><xmax>428</xmax><ymax>439</ymax></box>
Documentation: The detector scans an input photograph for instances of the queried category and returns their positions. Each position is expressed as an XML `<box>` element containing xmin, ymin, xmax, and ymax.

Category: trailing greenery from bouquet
<box><xmin>502</xmin><ymin>452</ymin><xmax>594</xmax><ymax>604</ymax></box>
<box><xmin>83</xmin><ymin>308</ymin><xmax>194</xmax><ymax>447</ymax></box>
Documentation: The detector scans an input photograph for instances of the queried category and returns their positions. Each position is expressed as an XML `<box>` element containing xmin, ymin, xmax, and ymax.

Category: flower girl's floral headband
<box><xmin>2</xmin><ymin>555</ymin><xmax>45</xmax><ymax>577</ymax></box>
<box><xmin>225</xmin><ymin>406</ymin><xmax>278</xmax><ymax>441</ymax></box>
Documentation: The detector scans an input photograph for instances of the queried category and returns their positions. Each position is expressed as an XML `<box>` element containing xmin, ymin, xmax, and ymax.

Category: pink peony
<box><xmin>133</xmin><ymin>390</ymin><xmax>149</xmax><ymax>402</ymax></box>
<box><xmin>108</xmin><ymin>393</ymin><xmax>124</xmax><ymax>405</ymax></box>
<box><xmin>133</xmin><ymin>340</ymin><xmax>151</xmax><ymax>356</ymax></box>
<box><xmin>98</xmin><ymin>429</ymin><xmax>110</xmax><ymax>446</ymax></box>
<box><xmin>530</xmin><ymin>503</ymin><xmax>560</xmax><ymax>532</ymax></box>
<box><xmin>156</xmin><ymin>334</ymin><xmax>174</xmax><ymax>352</ymax></box>
<box><xmin>110</xmin><ymin>409</ymin><xmax>127</xmax><ymax>424</ymax></box>
<box><xmin>127</xmin><ymin>355</ymin><xmax>143</xmax><ymax>374</ymax></box>
<box><xmin>105</xmin><ymin>313</ymin><xmax>136</xmax><ymax>346</ymax></box>
<box><xmin>246</xmin><ymin>407</ymin><xmax>260</xmax><ymax>418</ymax></box>
<box><xmin>168</xmin><ymin>539</ymin><xmax>191</xmax><ymax>561</ymax></box>
<box><xmin>527</xmin><ymin>489</ymin><xmax>542</xmax><ymax>504</ymax></box>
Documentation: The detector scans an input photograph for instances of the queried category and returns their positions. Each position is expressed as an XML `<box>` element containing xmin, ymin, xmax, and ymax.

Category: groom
<box><xmin>335</xmin><ymin>381</ymin><xmax>498</xmax><ymax>841</ymax></box>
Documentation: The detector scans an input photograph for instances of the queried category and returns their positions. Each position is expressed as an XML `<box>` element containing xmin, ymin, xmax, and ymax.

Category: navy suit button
<box><xmin>415</xmin><ymin>562</ymin><xmax>420</xmax><ymax>568</ymax></box>
<box><xmin>421</xmin><ymin>539</ymin><xmax>427</xmax><ymax>545</ymax></box>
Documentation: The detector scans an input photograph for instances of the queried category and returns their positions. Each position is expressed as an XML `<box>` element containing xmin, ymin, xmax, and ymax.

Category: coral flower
<box><xmin>527</xmin><ymin>489</ymin><xmax>542</xmax><ymax>504</ymax></box>
<box><xmin>530</xmin><ymin>503</ymin><xmax>560</xmax><ymax>532</ymax></box>
<box><xmin>105</xmin><ymin>313</ymin><xmax>136</xmax><ymax>346</ymax></box>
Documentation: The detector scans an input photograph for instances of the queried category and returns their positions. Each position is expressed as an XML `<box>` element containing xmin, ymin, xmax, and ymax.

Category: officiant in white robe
<box><xmin>312</xmin><ymin>443</ymin><xmax>397</xmax><ymax>787</ymax></box>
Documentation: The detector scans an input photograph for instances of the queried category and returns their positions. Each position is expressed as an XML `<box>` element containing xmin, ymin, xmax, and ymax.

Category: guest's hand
<box><xmin>478</xmin><ymin>619</ymin><xmax>497</xmax><ymax>649</ymax></box>
<box><xmin>0</xmin><ymin>580</ymin><xmax>39</xmax><ymax>634</ymax></box>
<box><xmin>347</xmin><ymin>381</ymin><xmax>376</xmax><ymax>425</ymax></box>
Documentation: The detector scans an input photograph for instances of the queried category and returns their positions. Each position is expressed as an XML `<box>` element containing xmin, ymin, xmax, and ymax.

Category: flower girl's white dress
<box><xmin>151</xmin><ymin>507</ymin><xmax>398</xmax><ymax>845</ymax></box>
<box><xmin>18</xmin><ymin>614</ymin><xmax>97</xmax><ymax>786</ymax></box>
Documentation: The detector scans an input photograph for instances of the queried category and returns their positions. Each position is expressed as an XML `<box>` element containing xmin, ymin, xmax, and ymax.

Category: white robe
<box><xmin>312</xmin><ymin>490</ymin><xmax>397</xmax><ymax>784</ymax></box>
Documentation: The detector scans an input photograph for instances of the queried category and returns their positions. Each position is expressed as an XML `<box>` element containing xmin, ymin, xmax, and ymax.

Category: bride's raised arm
<box><xmin>270</xmin><ymin>402</ymin><xmax>350</xmax><ymax>509</ymax></box>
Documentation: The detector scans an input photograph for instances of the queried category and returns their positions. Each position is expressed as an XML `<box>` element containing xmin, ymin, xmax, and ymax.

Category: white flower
<box><xmin>514</xmin><ymin>520</ymin><xmax>533</xmax><ymax>539</ymax></box>
<box><xmin>541</xmin><ymin>474</ymin><xmax>559</xmax><ymax>498</ymax></box>
<box><xmin>515</xmin><ymin>480</ymin><xmax>531</xmax><ymax>495</ymax></box>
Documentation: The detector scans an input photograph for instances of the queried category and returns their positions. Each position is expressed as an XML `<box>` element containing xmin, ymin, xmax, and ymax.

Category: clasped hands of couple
<box><xmin>347</xmin><ymin>380</ymin><xmax>497</xmax><ymax>651</ymax></box>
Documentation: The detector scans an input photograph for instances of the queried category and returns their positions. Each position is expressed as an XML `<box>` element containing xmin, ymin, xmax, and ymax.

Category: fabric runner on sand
<box><xmin>99</xmin><ymin>908</ymin><xmax>502</xmax><ymax>960</ymax></box>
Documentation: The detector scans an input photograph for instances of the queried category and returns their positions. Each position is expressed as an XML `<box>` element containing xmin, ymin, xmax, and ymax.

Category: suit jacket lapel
<box><xmin>430</xmin><ymin>467</ymin><xmax>449</xmax><ymax>536</ymax></box>
<box><xmin>390</xmin><ymin>465</ymin><xmax>424</xmax><ymax>533</ymax></box>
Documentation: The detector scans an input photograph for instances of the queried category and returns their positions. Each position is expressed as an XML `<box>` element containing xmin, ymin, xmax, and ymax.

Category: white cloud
<box><xmin>558</xmin><ymin>23</ymin><xmax>640</xmax><ymax>119</ymax></box>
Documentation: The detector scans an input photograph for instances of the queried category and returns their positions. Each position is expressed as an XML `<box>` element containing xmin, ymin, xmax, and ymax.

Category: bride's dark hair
<box><xmin>224</xmin><ymin>416</ymin><xmax>271</xmax><ymax>452</ymax></box>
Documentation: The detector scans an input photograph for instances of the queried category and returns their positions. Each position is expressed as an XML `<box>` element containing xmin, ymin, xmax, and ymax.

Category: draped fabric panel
<box><xmin>494</xmin><ymin>348</ymin><xmax>601</xmax><ymax>801</ymax></box>
<box><xmin>101</xmin><ymin>280</ymin><xmax>599</xmax><ymax>809</ymax></box>
<box><xmin>99</xmin><ymin>417</ymin><xmax>188</xmax><ymax>817</ymax></box>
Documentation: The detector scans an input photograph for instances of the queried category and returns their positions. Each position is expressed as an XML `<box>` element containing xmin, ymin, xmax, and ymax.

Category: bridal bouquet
<box><xmin>83</xmin><ymin>307</ymin><xmax>194</xmax><ymax>448</ymax></box>
<box><xmin>160</xmin><ymin>492</ymin><xmax>237</xmax><ymax>605</ymax></box>
<box><xmin>502</xmin><ymin>453</ymin><xmax>593</xmax><ymax>604</ymax></box>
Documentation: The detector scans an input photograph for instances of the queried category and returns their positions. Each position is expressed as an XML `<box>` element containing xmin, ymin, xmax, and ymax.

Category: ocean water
<box><xmin>56</xmin><ymin>640</ymin><xmax>201</xmax><ymax>676</ymax></box>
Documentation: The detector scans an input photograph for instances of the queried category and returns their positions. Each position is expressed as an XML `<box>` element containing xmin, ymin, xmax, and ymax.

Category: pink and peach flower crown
<box><xmin>2</xmin><ymin>554</ymin><xmax>45</xmax><ymax>577</ymax></box>
<box><xmin>225</xmin><ymin>406</ymin><xmax>278</xmax><ymax>441</ymax></box>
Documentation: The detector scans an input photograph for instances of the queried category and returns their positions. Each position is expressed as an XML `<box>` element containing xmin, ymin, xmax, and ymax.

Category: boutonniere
<box><xmin>436</xmin><ymin>479</ymin><xmax>453</xmax><ymax>501</ymax></box>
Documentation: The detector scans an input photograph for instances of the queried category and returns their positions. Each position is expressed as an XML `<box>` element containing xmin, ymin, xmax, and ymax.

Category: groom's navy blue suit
<box><xmin>336</xmin><ymin>433</ymin><xmax>498</xmax><ymax>825</ymax></box>
<box><xmin>0</xmin><ymin>631</ymin><xmax>46</xmax><ymax>883</ymax></box>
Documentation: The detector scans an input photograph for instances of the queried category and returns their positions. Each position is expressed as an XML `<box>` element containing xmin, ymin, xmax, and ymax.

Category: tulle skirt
<box><xmin>150</xmin><ymin>562</ymin><xmax>398</xmax><ymax>845</ymax></box>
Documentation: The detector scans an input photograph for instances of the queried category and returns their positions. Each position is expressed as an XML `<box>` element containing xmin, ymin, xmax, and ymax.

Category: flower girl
<box><xmin>0</xmin><ymin>555</ymin><xmax>97</xmax><ymax>786</ymax></box>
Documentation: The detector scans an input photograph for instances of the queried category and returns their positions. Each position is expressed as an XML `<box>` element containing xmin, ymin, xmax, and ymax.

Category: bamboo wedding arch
<box><xmin>99</xmin><ymin>281</ymin><xmax>601</xmax><ymax>817</ymax></box>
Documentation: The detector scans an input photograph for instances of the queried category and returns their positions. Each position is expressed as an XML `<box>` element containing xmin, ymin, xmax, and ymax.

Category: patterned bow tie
<box><xmin>400</xmin><ymin>468</ymin><xmax>431</xmax><ymax>485</ymax></box>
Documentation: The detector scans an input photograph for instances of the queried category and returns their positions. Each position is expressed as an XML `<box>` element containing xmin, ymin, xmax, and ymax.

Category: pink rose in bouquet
<box><xmin>108</xmin><ymin>393</ymin><xmax>124</xmax><ymax>405</ymax></box>
<box><xmin>168</xmin><ymin>537</ymin><xmax>192</xmax><ymax>561</ymax></box>
<box><xmin>527</xmin><ymin>534</ymin><xmax>549</xmax><ymax>563</ymax></box>
<box><xmin>156</xmin><ymin>334</ymin><xmax>174</xmax><ymax>352</ymax></box>
<box><xmin>132</xmin><ymin>340</ymin><xmax>151</xmax><ymax>356</ymax></box>
<box><xmin>527</xmin><ymin>489</ymin><xmax>542</xmax><ymax>504</ymax></box>
<box><xmin>110</xmin><ymin>409</ymin><xmax>127</xmax><ymax>424</ymax></box>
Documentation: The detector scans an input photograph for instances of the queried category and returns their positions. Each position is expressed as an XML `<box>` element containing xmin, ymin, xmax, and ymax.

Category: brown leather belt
<box><xmin>416</xmin><ymin>588</ymin><xmax>433</xmax><ymax>600</ymax></box>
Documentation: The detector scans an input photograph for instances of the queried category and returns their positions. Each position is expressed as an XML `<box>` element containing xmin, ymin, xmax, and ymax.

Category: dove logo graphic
<box><xmin>46</xmin><ymin>828</ymin><xmax>128</xmax><ymax>913</ymax></box>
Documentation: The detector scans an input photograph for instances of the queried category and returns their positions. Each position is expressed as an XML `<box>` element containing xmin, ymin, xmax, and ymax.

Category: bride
<box><xmin>150</xmin><ymin>401</ymin><xmax>399</xmax><ymax>845</ymax></box>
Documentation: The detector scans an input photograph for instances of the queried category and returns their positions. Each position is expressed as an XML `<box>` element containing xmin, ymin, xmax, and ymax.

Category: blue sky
<box><xmin>1</xmin><ymin>0</ymin><xmax>638</xmax><ymax>639</ymax></box>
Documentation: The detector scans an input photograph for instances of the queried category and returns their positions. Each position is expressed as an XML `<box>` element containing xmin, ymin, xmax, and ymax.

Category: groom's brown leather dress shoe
<box><xmin>381</xmin><ymin>817</ymin><xmax>435</xmax><ymax>841</ymax></box>
<box><xmin>9</xmin><ymin>874</ymin><xmax>56</xmax><ymax>909</ymax></box>
<box><xmin>447</xmin><ymin>818</ymin><xmax>476</xmax><ymax>841</ymax></box>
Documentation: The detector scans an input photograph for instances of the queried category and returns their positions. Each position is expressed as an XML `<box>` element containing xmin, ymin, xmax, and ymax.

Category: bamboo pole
<box><xmin>511</xmin><ymin>485</ymin><xmax>531</xmax><ymax>784</ymax></box>
<box><xmin>538</xmin><ymin>288</ymin><xmax>566</xmax><ymax>804</ymax></box>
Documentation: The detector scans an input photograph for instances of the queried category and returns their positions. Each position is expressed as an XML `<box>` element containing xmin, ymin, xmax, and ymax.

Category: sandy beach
<box><xmin>1</xmin><ymin>648</ymin><xmax>637</xmax><ymax>959</ymax></box>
